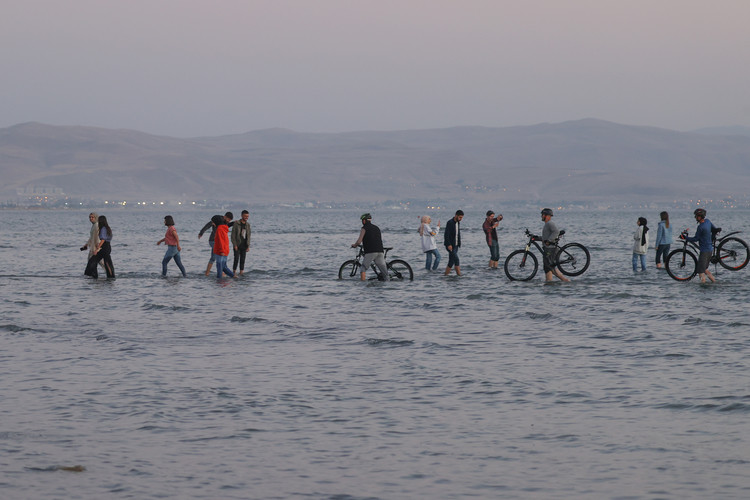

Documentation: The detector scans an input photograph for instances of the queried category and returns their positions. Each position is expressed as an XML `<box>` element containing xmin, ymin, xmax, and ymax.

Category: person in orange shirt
<box><xmin>212</xmin><ymin>214</ymin><xmax>235</xmax><ymax>278</ymax></box>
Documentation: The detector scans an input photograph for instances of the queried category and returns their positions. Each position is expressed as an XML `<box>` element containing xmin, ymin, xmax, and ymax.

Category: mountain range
<box><xmin>2</xmin><ymin>119</ymin><xmax>750</xmax><ymax>205</ymax></box>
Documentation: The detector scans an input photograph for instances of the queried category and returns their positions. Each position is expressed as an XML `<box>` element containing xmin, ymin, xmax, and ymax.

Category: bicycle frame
<box><xmin>347</xmin><ymin>246</ymin><xmax>392</xmax><ymax>279</ymax></box>
<box><xmin>677</xmin><ymin>228</ymin><xmax>742</xmax><ymax>264</ymax></box>
<box><xmin>521</xmin><ymin>229</ymin><xmax>561</xmax><ymax>260</ymax></box>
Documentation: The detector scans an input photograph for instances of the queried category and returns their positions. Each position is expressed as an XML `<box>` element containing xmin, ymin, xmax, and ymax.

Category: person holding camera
<box><xmin>482</xmin><ymin>210</ymin><xmax>503</xmax><ymax>269</ymax></box>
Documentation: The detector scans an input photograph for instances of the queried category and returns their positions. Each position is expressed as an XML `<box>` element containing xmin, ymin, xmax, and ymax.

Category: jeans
<box><xmin>162</xmin><ymin>245</ymin><xmax>187</xmax><ymax>276</ymax></box>
<box><xmin>424</xmin><ymin>249</ymin><xmax>440</xmax><ymax>270</ymax></box>
<box><xmin>445</xmin><ymin>246</ymin><xmax>460</xmax><ymax>267</ymax></box>
<box><xmin>633</xmin><ymin>253</ymin><xmax>646</xmax><ymax>271</ymax></box>
<box><xmin>214</xmin><ymin>254</ymin><xmax>234</xmax><ymax>278</ymax></box>
<box><xmin>489</xmin><ymin>240</ymin><xmax>500</xmax><ymax>261</ymax></box>
<box><xmin>655</xmin><ymin>244</ymin><xmax>671</xmax><ymax>265</ymax></box>
<box><xmin>208</xmin><ymin>240</ymin><xmax>216</xmax><ymax>263</ymax></box>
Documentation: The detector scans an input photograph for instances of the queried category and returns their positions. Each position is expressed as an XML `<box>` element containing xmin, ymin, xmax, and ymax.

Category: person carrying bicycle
<box><xmin>351</xmin><ymin>213</ymin><xmax>389</xmax><ymax>281</ymax></box>
<box><xmin>540</xmin><ymin>208</ymin><xmax>570</xmax><ymax>283</ymax></box>
<box><xmin>683</xmin><ymin>208</ymin><xmax>716</xmax><ymax>283</ymax></box>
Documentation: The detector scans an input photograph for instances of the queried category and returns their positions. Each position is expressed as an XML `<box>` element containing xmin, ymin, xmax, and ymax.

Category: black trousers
<box><xmin>233</xmin><ymin>244</ymin><xmax>248</xmax><ymax>271</ymax></box>
<box><xmin>85</xmin><ymin>241</ymin><xmax>115</xmax><ymax>278</ymax></box>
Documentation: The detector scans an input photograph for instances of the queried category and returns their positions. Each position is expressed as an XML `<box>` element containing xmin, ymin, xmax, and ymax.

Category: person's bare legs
<box><xmin>205</xmin><ymin>262</ymin><xmax>213</xmax><ymax>276</ymax></box>
<box><xmin>546</xmin><ymin>269</ymin><xmax>569</xmax><ymax>282</ymax></box>
<box><xmin>700</xmin><ymin>270</ymin><xmax>716</xmax><ymax>283</ymax></box>
<box><xmin>455</xmin><ymin>265</ymin><xmax>461</xmax><ymax>276</ymax></box>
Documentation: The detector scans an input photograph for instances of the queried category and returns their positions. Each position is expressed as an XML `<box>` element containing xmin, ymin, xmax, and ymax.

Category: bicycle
<box><xmin>665</xmin><ymin>227</ymin><xmax>749</xmax><ymax>281</ymax></box>
<box><xmin>504</xmin><ymin>229</ymin><xmax>590</xmax><ymax>281</ymax></box>
<box><xmin>339</xmin><ymin>246</ymin><xmax>414</xmax><ymax>281</ymax></box>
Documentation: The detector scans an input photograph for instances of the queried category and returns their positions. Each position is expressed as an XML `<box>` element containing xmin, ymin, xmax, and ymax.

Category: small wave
<box><xmin>525</xmin><ymin>312</ymin><xmax>552</xmax><ymax>320</ymax></box>
<box><xmin>25</xmin><ymin>465</ymin><xmax>86</xmax><ymax>473</ymax></box>
<box><xmin>683</xmin><ymin>317</ymin><xmax>725</xmax><ymax>327</ymax></box>
<box><xmin>0</xmin><ymin>324</ymin><xmax>33</xmax><ymax>333</ymax></box>
<box><xmin>142</xmin><ymin>304</ymin><xmax>191</xmax><ymax>311</ymax></box>
<box><xmin>231</xmin><ymin>316</ymin><xmax>268</xmax><ymax>323</ymax></box>
<box><xmin>657</xmin><ymin>399</ymin><xmax>750</xmax><ymax>413</ymax></box>
<box><xmin>363</xmin><ymin>338</ymin><xmax>415</xmax><ymax>347</ymax></box>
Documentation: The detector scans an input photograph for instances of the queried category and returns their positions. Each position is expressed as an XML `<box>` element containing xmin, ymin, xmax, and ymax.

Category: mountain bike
<box><xmin>665</xmin><ymin>227</ymin><xmax>749</xmax><ymax>281</ymax></box>
<box><xmin>339</xmin><ymin>246</ymin><xmax>413</xmax><ymax>281</ymax></box>
<box><xmin>504</xmin><ymin>229</ymin><xmax>590</xmax><ymax>281</ymax></box>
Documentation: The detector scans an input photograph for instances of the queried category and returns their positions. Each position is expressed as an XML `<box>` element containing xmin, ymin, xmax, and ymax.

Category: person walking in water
<box><xmin>351</xmin><ymin>213</ymin><xmax>388</xmax><ymax>281</ymax></box>
<box><xmin>80</xmin><ymin>212</ymin><xmax>104</xmax><ymax>270</ymax></box>
<box><xmin>212</xmin><ymin>215</ymin><xmax>235</xmax><ymax>279</ymax></box>
<box><xmin>157</xmin><ymin>215</ymin><xmax>187</xmax><ymax>277</ymax></box>
<box><xmin>482</xmin><ymin>210</ymin><xmax>503</xmax><ymax>269</ymax></box>
<box><xmin>632</xmin><ymin>217</ymin><xmax>649</xmax><ymax>272</ymax></box>
<box><xmin>418</xmin><ymin>215</ymin><xmax>441</xmax><ymax>271</ymax></box>
<box><xmin>684</xmin><ymin>208</ymin><xmax>717</xmax><ymax>283</ymax></box>
<box><xmin>85</xmin><ymin>215</ymin><xmax>115</xmax><ymax>279</ymax></box>
<box><xmin>540</xmin><ymin>208</ymin><xmax>569</xmax><ymax>282</ymax></box>
<box><xmin>444</xmin><ymin>210</ymin><xmax>464</xmax><ymax>276</ymax></box>
<box><xmin>231</xmin><ymin>210</ymin><xmax>251</xmax><ymax>276</ymax></box>
<box><xmin>199</xmin><ymin>212</ymin><xmax>234</xmax><ymax>276</ymax></box>
<box><xmin>654</xmin><ymin>211</ymin><xmax>672</xmax><ymax>269</ymax></box>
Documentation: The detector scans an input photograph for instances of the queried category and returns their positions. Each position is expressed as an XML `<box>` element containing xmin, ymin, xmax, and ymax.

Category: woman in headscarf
<box><xmin>632</xmin><ymin>217</ymin><xmax>649</xmax><ymax>272</ymax></box>
<box><xmin>85</xmin><ymin>215</ymin><xmax>115</xmax><ymax>279</ymax></box>
<box><xmin>418</xmin><ymin>215</ymin><xmax>441</xmax><ymax>271</ymax></box>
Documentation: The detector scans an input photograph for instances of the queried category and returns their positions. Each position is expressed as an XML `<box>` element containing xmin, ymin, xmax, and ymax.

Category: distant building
<box><xmin>16</xmin><ymin>186</ymin><xmax>65</xmax><ymax>196</ymax></box>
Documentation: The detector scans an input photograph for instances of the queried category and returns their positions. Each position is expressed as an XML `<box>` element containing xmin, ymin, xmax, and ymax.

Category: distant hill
<box><xmin>691</xmin><ymin>125</ymin><xmax>750</xmax><ymax>137</ymax></box>
<box><xmin>2</xmin><ymin>119</ymin><xmax>750</xmax><ymax>204</ymax></box>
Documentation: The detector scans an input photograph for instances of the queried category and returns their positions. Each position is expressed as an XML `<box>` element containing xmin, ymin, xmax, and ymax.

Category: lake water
<box><xmin>1</xmin><ymin>208</ymin><xmax>749</xmax><ymax>499</ymax></box>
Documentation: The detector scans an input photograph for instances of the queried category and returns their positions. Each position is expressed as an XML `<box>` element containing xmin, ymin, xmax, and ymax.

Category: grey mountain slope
<box><xmin>2</xmin><ymin>119</ymin><xmax>750</xmax><ymax>203</ymax></box>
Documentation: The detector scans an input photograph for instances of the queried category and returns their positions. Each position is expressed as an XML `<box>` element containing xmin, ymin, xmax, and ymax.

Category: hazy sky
<box><xmin>2</xmin><ymin>0</ymin><xmax>749</xmax><ymax>137</ymax></box>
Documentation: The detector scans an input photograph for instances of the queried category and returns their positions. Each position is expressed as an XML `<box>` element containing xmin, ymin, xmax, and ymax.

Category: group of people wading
<box><xmin>82</xmin><ymin>211</ymin><xmax>252</xmax><ymax>280</ymax></box>
<box><xmin>413</xmin><ymin>208</ymin><xmax>569</xmax><ymax>282</ymax></box>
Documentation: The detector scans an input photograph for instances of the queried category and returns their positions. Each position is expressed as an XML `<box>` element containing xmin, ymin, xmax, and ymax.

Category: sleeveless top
<box><xmin>362</xmin><ymin>222</ymin><xmax>384</xmax><ymax>253</ymax></box>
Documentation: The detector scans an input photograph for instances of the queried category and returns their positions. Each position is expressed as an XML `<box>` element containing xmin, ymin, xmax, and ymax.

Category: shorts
<box><xmin>696</xmin><ymin>251</ymin><xmax>711</xmax><ymax>274</ymax></box>
<box><xmin>543</xmin><ymin>246</ymin><xmax>559</xmax><ymax>273</ymax></box>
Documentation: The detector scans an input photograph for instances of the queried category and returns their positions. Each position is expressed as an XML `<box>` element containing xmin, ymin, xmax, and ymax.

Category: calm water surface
<box><xmin>1</xmin><ymin>208</ymin><xmax>749</xmax><ymax>499</ymax></box>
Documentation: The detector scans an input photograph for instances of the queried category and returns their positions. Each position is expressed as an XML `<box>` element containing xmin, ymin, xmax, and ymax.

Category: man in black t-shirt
<box><xmin>351</xmin><ymin>213</ymin><xmax>389</xmax><ymax>281</ymax></box>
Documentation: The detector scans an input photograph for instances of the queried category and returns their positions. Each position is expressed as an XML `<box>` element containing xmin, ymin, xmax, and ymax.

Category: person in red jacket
<box><xmin>212</xmin><ymin>215</ymin><xmax>235</xmax><ymax>278</ymax></box>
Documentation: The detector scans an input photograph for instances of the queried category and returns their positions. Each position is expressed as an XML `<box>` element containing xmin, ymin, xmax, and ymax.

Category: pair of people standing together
<box><xmin>82</xmin><ymin>213</ymin><xmax>115</xmax><ymax>279</ymax></box>
<box><xmin>633</xmin><ymin>211</ymin><xmax>673</xmax><ymax>272</ymax></box>
<box><xmin>417</xmin><ymin>210</ymin><xmax>465</xmax><ymax>275</ymax></box>
<box><xmin>198</xmin><ymin>211</ymin><xmax>252</xmax><ymax>278</ymax></box>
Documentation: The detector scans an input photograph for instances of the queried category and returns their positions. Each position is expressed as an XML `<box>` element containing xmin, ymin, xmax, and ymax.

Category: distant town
<box><xmin>4</xmin><ymin>186</ymin><xmax>750</xmax><ymax>212</ymax></box>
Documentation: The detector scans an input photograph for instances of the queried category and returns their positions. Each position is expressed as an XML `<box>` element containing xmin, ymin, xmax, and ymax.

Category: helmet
<box><xmin>541</xmin><ymin>208</ymin><xmax>553</xmax><ymax>217</ymax></box>
<box><xmin>360</xmin><ymin>213</ymin><xmax>372</xmax><ymax>221</ymax></box>
<box><xmin>694</xmin><ymin>208</ymin><xmax>707</xmax><ymax>219</ymax></box>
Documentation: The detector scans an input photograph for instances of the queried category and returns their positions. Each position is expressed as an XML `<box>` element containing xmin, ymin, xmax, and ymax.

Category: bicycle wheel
<box><xmin>556</xmin><ymin>242</ymin><xmax>590</xmax><ymax>277</ymax></box>
<box><xmin>387</xmin><ymin>259</ymin><xmax>413</xmax><ymax>281</ymax></box>
<box><xmin>717</xmin><ymin>237</ymin><xmax>750</xmax><ymax>271</ymax></box>
<box><xmin>665</xmin><ymin>249</ymin><xmax>697</xmax><ymax>281</ymax></box>
<box><xmin>338</xmin><ymin>260</ymin><xmax>361</xmax><ymax>280</ymax></box>
<box><xmin>504</xmin><ymin>250</ymin><xmax>538</xmax><ymax>281</ymax></box>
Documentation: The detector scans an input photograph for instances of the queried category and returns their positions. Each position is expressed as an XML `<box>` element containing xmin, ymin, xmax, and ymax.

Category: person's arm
<box><xmin>174</xmin><ymin>229</ymin><xmax>181</xmax><ymax>252</ymax></box>
<box><xmin>231</xmin><ymin>224</ymin><xmax>239</xmax><ymax>250</ymax></box>
<box><xmin>245</xmin><ymin>225</ymin><xmax>251</xmax><ymax>251</ymax></box>
<box><xmin>198</xmin><ymin>221</ymin><xmax>212</xmax><ymax>239</ymax></box>
<box><xmin>94</xmin><ymin>233</ymin><xmax>105</xmax><ymax>254</ymax></box>
<box><xmin>352</xmin><ymin>228</ymin><xmax>366</xmax><ymax>247</ymax></box>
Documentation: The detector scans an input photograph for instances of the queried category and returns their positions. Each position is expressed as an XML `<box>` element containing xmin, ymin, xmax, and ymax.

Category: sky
<box><xmin>2</xmin><ymin>0</ymin><xmax>749</xmax><ymax>137</ymax></box>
